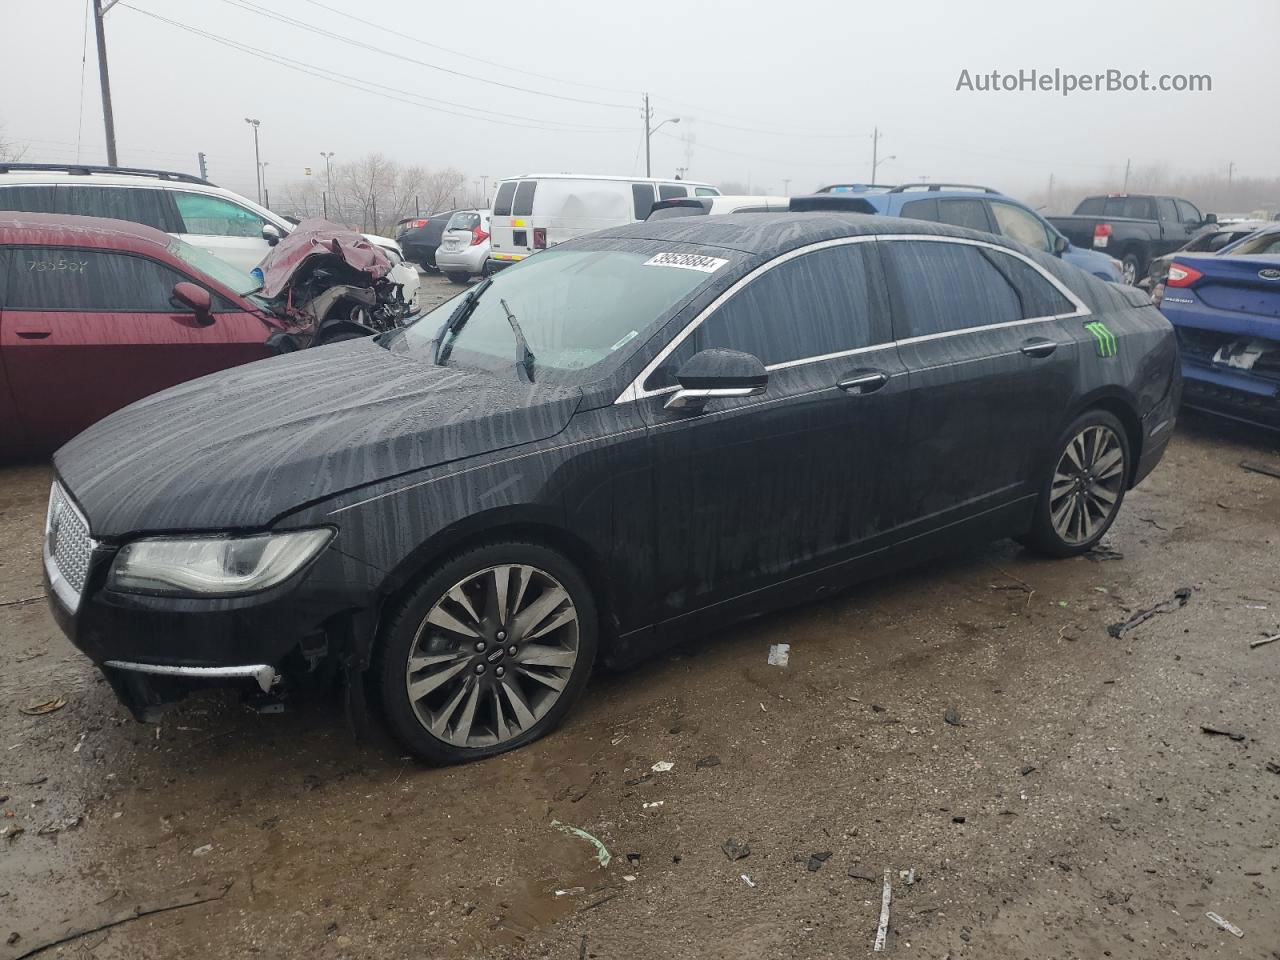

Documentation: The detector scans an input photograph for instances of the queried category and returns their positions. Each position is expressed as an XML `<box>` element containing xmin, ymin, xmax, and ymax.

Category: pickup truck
<box><xmin>1047</xmin><ymin>194</ymin><xmax>1216</xmax><ymax>285</ymax></box>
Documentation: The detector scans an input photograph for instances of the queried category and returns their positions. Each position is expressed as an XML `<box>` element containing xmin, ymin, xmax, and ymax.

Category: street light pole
<box><xmin>643</xmin><ymin>94</ymin><xmax>680</xmax><ymax>179</ymax></box>
<box><xmin>245</xmin><ymin>118</ymin><xmax>262</xmax><ymax>205</ymax></box>
<box><xmin>93</xmin><ymin>0</ymin><xmax>120</xmax><ymax>167</ymax></box>
<box><xmin>259</xmin><ymin>161</ymin><xmax>270</xmax><ymax>209</ymax></box>
<box><xmin>320</xmin><ymin>151</ymin><xmax>335</xmax><ymax>220</ymax></box>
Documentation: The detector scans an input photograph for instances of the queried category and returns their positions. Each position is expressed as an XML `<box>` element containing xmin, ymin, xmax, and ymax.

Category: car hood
<box><xmin>54</xmin><ymin>338</ymin><xmax>582</xmax><ymax>538</ymax></box>
<box><xmin>1064</xmin><ymin>244</ymin><xmax>1120</xmax><ymax>276</ymax></box>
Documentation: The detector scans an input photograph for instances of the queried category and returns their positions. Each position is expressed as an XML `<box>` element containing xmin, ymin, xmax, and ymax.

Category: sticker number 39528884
<box><xmin>643</xmin><ymin>252</ymin><xmax>728</xmax><ymax>273</ymax></box>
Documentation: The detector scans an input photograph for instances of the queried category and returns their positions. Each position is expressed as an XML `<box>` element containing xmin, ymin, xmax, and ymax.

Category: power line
<box><xmin>210</xmin><ymin>0</ymin><xmax>634</xmax><ymax>111</ymax></box>
<box><xmin>119</xmin><ymin>5</ymin><xmax>633</xmax><ymax>134</ymax></box>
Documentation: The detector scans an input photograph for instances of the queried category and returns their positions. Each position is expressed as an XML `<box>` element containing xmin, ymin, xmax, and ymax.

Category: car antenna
<box><xmin>499</xmin><ymin>298</ymin><xmax>535</xmax><ymax>382</ymax></box>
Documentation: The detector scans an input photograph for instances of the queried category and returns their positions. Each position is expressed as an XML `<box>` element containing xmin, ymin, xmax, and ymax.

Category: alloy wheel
<box><xmin>1049</xmin><ymin>425</ymin><xmax>1126</xmax><ymax>545</ymax></box>
<box><xmin>404</xmin><ymin>564</ymin><xmax>579</xmax><ymax>748</ymax></box>
<box><xmin>1121</xmin><ymin>259</ymin><xmax>1138</xmax><ymax>285</ymax></box>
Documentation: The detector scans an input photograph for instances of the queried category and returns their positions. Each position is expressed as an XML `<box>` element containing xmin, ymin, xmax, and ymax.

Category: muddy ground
<box><xmin>2</xmin><ymin>274</ymin><xmax>1278</xmax><ymax>959</ymax></box>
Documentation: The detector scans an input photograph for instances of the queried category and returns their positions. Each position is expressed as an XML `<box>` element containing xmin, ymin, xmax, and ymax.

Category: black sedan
<box><xmin>45</xmin><ymin>213</ymin><xmax>1181</xmax><ymax>764</ymax></box>
<box><xmin>397</xmin><ymin>209</ymin><xmax>462</xmax><ymax>270</ymax></box>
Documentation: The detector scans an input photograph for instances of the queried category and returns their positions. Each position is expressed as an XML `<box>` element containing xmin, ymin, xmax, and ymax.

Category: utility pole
<box><xmin>320</xmin><ymin>151</ymin><xmax>335</xmax><ymax>221</ymax></box>
<box><xmin>245</xmin><ymin>119</ymin><xmax>262</xmax><ymax>204</ymax></box>
<box><xmin>1122</xmin><ymin>157</ymin><xmax>1131</xmax><ymax>192</ymax></box>
<box><xmin>782</xmin><ymin>178</ymin><xmax>791</xmax><ymax>195</ymax></box>
<box><xmin>480</xmin><ymin>175</ymin><xmax>488</xmax><ymax>205</ymax></box>
<box><xmin>1047</xmin><ymin>172</ymin><xmax>1054</xmax><ymax>208</ymax></box>
<box><xmin>93</xmin><ymin>0</ymin><xmax>120</xmax><ymax>167</ymax></box>
<box><xmin>870</xmin><ymin>126</ymin><xmax>880</xmax><ymax>184</ymax></box>
<box><xmin>197</xmin><ymin>152</ymin><xmax>208</xmax><ymax>180</ymax></box>
<box><xmin>642</xmin><ymin>93</ymin><xmax>680</xmax><ymax>178</ymax></box>
<box><xmin>1227</xmin><ymin>161</ymin><xmax>1235</xmax><ymax>188</ymax></box>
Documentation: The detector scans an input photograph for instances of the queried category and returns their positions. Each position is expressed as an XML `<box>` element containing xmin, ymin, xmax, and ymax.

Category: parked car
<box><xmin>1048</xmin><ymin>193</ymin><xmax>1216</xmax><ymax>284</ymax></box>
<box><xmin>797</xmin><ymin>183</ymin><xmax>1123</xmax><ymax>283</ymax></box>
<box><xmin>281</xmin><ymin>212</ymin><xmax>421</xmax><ymax>310</ymax></box>
<box><xmin>646</xmin><ymin>196</ymin><xmax>791</xmax><ymax>220</ymax></box>
<box><xmin>1157</xmin><ymin>249</ymin><xmax>1280</xmax><ymax>429</ymax></box>
<box><xmin>487</xmin><ymin>175</ymin><xmax>720</xmax><ymax>271</ymax></box>
<box><xmin>0</xmin><ymin>164</ymin><xmax>422</xmax><ymax>310</ymax></box>
<box><xmin>45</xmin><ymin>212</ymin><xmax>1179</xmax><ymax>763</ymax></box>
<box><xmin>435</xmin><ymin>209</ymin><xmax>491</xmax><ymax>284</ymax></box>
<box><xmin>1217</xmin><ymin>223</ymin><xmax>1280</xmax><ymax>256</ymax></box>
<box><xmin>397</xmin><ymin>209</ymin><xmax>462</xmax><ymax>270</ymax></box>
<box><xmin>1141</xmin><ymin>219</ymin><xmax>1271</xmax><ymax>295</ymax></box>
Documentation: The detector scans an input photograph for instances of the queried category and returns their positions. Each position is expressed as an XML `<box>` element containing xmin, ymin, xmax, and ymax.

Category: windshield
<box><xmin>1223</xmin><ymin>230</ymin><xmax>1280</xmax><ymax>256</ymax></box>
<box><xmin>396</xmin><ymin>247</ymin><xmax>727</xmax><ymax>382</ymax></box>
<box><xmin>167</xmin><ymin>237</ymin><xmax>262</xmax><ymax>296</ymax></box>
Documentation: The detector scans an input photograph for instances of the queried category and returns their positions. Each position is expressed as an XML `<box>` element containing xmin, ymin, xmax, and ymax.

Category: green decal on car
<box><xmin>1085</xmin><ymin>321</ymin><xmax>1117</xmax><ymax>358</ymax></box>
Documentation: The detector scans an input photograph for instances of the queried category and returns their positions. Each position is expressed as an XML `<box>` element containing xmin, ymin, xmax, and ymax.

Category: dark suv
<box><xmin>46</xmin><ymin>213</ymin><xmax>1178</xmax><ymax>764</ymax></box>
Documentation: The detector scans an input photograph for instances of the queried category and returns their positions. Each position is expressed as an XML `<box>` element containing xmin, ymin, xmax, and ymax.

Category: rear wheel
<box><xmin>1023</xmin><ymin>410</ymin><xmax>1131</xmax><ymax>557</ymax></box>
<box><xmin>1120</xmin><ymin>253</ymin><xmax>1141</xmax><ymax>285</ymax></box>
<box><xmin>446</xmin><ymin>272</ymin><xmax>470</xmax><ymax>285</ymax></box>
<box><xmin>375</xmin><ymin>542</ymin><xmax>597</xmax><ymax>764</ymax></box>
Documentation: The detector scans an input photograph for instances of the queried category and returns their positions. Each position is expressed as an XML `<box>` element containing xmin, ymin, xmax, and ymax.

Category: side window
<box><xmin>1156</xmin><ymin>198</ymin><xmax>1178</xmax><ymax>223</ymax></box>
<box><xmin>695</xmin><ymin>244</ymin><xmax>884</xmax><ymax>366</ymax></box>
<box><xmin>694</xmin><ymin>187</ymin><xmax>718</xmax><ymax>197</ymax></box>
<box><xmin>174</xmin><ymin>192</ymin><xmax>266</xmax><ymax>237</ymax></box>
<box><xmin>900</xmin><ymin>198</ymin><xmax>940</xmax><ymax>222</ymax></box>
<box><xmin>631</xmin><ymin>183</ymin><xmax>655</xmax><ymax>220</ymax></box>
<box><xmin>882</xmin><ymin>240</ymin><xmax>1021</xmax><ymax>337</ymax></box>
<box><xmin>512</xmin><ymin>180</ymin><xmax>537</xmax><ymax>217</ymax></box>
<box><xmin>989</xmin><ymin>202</ymin><xmax>1052</xmax><ymax>252</ymax></box>
<box><xmin>978</xmin><ymin>248</ymin><xmax>1074</xmax><ymax>318</ymax></box>
<box><xmin>658</xmin><ymin>184</ymin><xmax>687</xmax><ymax>201</ymax></box>
<box><xmin>938</xmin><ymin>199</ymin><xmax>992</xmax><ymax>233</ymax></box>
<box><xmin>6</xmin><ymin>248</ymin><xmax>191</xmax><ymax>312</ymax></box>
<box><xmin>1175</xmin><ymin>199</ymin><xmax>1201</xmax><ymax>224</ymax></box>
<box><xmin>58</xmin><ymin>185</ymin><xmax>176</xmax><ymax>232</ymax></box>
<box><xmin>1205</xmin><ymin>231</ymin><xmax>1237</xmax><ymax>252</ymax></box>
<box><xmin>0</xmin><ymin>185</ymin><xmax>58</xmax><ymax>212</ymax></box>
<box><xmin>492</xmin><ymin>181</ymin><xmax>517</xmax><ymax>217</ymax></box>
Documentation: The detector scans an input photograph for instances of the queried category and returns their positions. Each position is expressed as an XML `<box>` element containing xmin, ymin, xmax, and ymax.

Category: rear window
<box><xmin>493</xmin><ymin>181</ymin><xmax>517</xmax><ymax>217</ymax></box>
<box><xmin>0</xmin><ymin>185</ymin><xmax>57</xmax><ymax>213</ymax></box>
<box><xmin>1101</xmin><ymin>196</ymin><xmax>1156</xmax><ymax>219</ymax></box>
<box><xmin>900</xmin><ymin>198</ymin><xmax>939</xmax><ymax>222</ymax></box>
<box><xmin>59</xmin><ymin>185</ymin><xmax>177</xmax><ymax>232</ymax></box>
<box><xmin>631</xmin><ymin>183</ymin><xmax>655</xmax><ymax>220</ymax></box>
<box><xmin>1075</xmin><ymin>197</ymin><xmax>1104</xmax><ymax>215</ymax></box>
<box><xmin>512</xmin><ymin>181</ymin><xmax>537</xmax><ymax>217</ymax></box>
<box><xmin>658</xmin><ymin>184</ymin><xmax>687</xmax><ymax>201</ymax></box>
<box><xmin>694</xmin><ymin>187</ymin><xmax>719</xmax><ymax>197</ymax></box>
<box><xmin>646</xmin><ymin>203</ymin><xmax>708</xmax><ymax>221</ymax></box>
<box><xmin>938</xmin><ymin>199</ymin><xmax>991</xmax><ymax>232</ymax></box>
<box><xmin>447</xmin><ymin>212</ymin><xmax>482</xmax><ymax>231</ymax></box>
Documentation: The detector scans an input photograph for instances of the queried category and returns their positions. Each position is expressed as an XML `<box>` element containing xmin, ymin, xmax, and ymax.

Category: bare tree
<box><xmin>1030</xmin><ymin>170</ymin><xmax>1280</xmax><ymax>219</ymax></box>
<box><xmin>0</xmin><ymin>125</ymin><xmax>28</xmax><ymax>162</ymax></box>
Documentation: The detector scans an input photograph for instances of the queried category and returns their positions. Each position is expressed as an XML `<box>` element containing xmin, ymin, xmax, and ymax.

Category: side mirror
<box><xmin>1052</xmin><ymin>233</ymin><xmax>1069</xmax><ymax>255</ymax></box>
<box><xmin>1203</xmin><ymin>213</ymin><xmax>1218</xmax><ymax>225</ymax></box>
<box><xmin>665</xmin><ymin>348</ymin><xmax>768</xmax><ymax>411</ymax></box>
<box><xmin>262</xmin><ymin>223</ymin><xmax>282</xmax><ymax>246</ymax></box>
<box><xmin>171</xmin><ymin>282</ymin><xmax>214</xmax><ymax>326</ymax></box>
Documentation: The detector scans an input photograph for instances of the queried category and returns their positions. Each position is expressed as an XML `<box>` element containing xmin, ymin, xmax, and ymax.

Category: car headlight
<box><xmin>108</xmin><ymin>529</ymin><xmax>334</xmax><ymax>598</ymax></box>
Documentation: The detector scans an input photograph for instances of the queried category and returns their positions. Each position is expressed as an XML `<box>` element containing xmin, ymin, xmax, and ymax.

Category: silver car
<box><xmin>435</xmin><ymin>209</ymin><xmax>492</xmax><ymax>284</ymax></box>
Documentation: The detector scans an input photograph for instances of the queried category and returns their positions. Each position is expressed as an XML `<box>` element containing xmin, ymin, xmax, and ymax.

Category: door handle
<box><xmin>15</xmin><ymin>330</ymin><xmax>52</xmax><ymax>340</ymax></box>
<box><xmin>1020</xmin><ymin>338</ymin><xmax>1058</xmax><ymax>358</ymax></box>
<box><xmin>837</xmin><ymin>370</ymin><xmax>889</xmax><ymax>394</ymax></box>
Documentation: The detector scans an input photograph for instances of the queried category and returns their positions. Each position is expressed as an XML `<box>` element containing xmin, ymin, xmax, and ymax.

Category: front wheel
<box><xmin>1023</xmin><ymin>410</ymin><xmax>1131</xmax><ymax>557</ymax></box>
<box><xmin>375</xmin><ymin>542</ymin><xmax>598</xmax><ymax>764</ymax></box>
<box><xmin>1120</xmin><ymin>253</ymin><xmax>1141</xmax><ymax>285</ymax></box>
<box><xmin>446</xmin><ymin>272</ymin><xmax>470</xmax><ymax>285</ymax></box>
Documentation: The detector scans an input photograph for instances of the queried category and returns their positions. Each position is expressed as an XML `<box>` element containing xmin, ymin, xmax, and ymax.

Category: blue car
<box><xmin>808</xmin><ymin>183</ymin><xmax>1124</xmax><ymax>283</ymax></box>
<box><xmin>1157</xmin><ymin>243</ymin><xmax>1280</xmax><ymax>430</ymax></box>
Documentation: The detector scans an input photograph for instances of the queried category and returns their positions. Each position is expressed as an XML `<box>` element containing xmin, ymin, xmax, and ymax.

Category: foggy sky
<box><xmin>1</xmin><ymin>0</ymin><xmax>1275</xmax><ymax>204</ymax></box>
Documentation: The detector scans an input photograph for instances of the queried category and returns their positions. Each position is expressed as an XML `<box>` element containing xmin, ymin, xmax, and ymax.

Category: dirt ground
<box><xmin>2</xmin><ymin>275</ymin><xmax>1278</xmax><ymax>959</ymax></box>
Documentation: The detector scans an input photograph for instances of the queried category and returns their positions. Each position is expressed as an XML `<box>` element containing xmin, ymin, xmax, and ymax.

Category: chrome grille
<box><xmin>46</xmin><ymin>482</ymin><xmax>93</xmax><ymax>598</ymax></box>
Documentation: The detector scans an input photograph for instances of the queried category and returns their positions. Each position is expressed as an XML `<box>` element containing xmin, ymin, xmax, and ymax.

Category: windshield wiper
<box><xmin>499</xmin><ymin>298</ymin><xmax>536</xmax><ymax>382</ymax></box>
<box><xmin>435</xmin><ymin>277</ymin><xmax>492</xmax><ymax>365</ymax></box>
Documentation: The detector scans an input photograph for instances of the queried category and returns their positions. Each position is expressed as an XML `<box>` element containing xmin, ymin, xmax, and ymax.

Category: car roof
<box><xmin>0</xmin><ymin>211</ymin><xmax>174</xmax><ymax>253</ymax></box>
<box><xmin>0</xmin><ymin>163</ymin><xmax>211</xmax><ymax>187</ymax></box>
<box><xmin>497</xmin><ymin>174</ymin><xmax>717</xmax><ymax>187</ymax></box>
<box><xmin>588</xmin><ymin>211</ymin><xmax>1030</xmax><ymax>259</ymax></box>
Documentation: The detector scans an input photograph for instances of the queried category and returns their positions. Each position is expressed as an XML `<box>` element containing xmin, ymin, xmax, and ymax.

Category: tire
<box><xmin>374</xmin><ymin>541</ymin><xmax>598</xmax><ymax>764</ymax></box>
<box><xmin>1120</xmin><ymin>253</ymin><xmax>1141</xmax><ymax>285</ymax></box>
<box><xmin>446</xmin><ymin>272</ymin><xmax>470</xmax><ymax>285</ymax></box>
<box><xmin>1022</xmin><ymin>409</ymin><xmax>1131</xmax><ymax>558</ymax></box>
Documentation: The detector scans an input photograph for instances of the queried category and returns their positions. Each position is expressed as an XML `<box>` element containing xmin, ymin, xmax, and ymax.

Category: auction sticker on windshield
<box><xmin>643</xmin><ymin>252</ymin><xmax>729</xmax><ymax>273</ymax></box>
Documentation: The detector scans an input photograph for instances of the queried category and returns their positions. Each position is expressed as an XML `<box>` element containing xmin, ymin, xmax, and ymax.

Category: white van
<box><xmin>487</xmin><ymin>174</ymin><xmax>720</xmax><ymax>271</ymax></box>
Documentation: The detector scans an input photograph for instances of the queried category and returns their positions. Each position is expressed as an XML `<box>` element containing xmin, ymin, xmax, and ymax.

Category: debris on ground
<box><xmin>873</xmin><ymin>868</ymin><xmax>893</xmax><ymax>952</ymax></box>
<box><xmin>695</xmin><ymin>755</ymin><xmax>721</xmax><ymax>770</ymax></box>
<box><xmin>1240</xmin><ymin>460</ymin><xmax>1280</xmax><ymax>481</ymax></box>
<box><xmin>625</xmin><ymin>852</ymin><xmax>641</xmax><ymax>863</ymax></box>
<box><xmin>767</xmin><ymin>643</ymin><xmax>790</xmax><ymax>666</ymax></box>
<box><xmin>1264</xmin><ymin>761</ymin><xmax>1280</xmax><ymax>775</ymax></box>
<box><xmin>898</xmin><ymin>868</ymin><xmax>916</xmax><ymax>886</ymax></box>
<box><xmin>1107</xmin><ymin>588</ymin><xmax>1192</xmax><ymax>638</ymax></box>
<box><xmin>1205</xmin><ymin>911</ymin><xmax>1245</xmax><ymax>937</ymax></box>
<box><xmin>1087</xmin><ymin>544</ymin><xmax>1124</xmax><ymax>562</ymax></box>
<box><xmin>2</xmin><ymin>826</ymin><xmax>25</xmax><ymax>841</ymax></box>
<box><xmin>806</xmin><ymin>851</ymin><xmax>832</xmax><ymax>872</ymax></box>
<box><xmin>1021</xmin><ymin>765</ymin><xmax>1037</xmax><ymax>776</ymax></box>
<box><xmin>554</xmin><ymin>887</ymin><xmax>585</xmax><ymax>898</ymax></box>
<box><xmin>191</xmin><ymin>844</ymin><xmax>213</xmax><ymax>857</ymax></box>
<box><xmin>1201</xmin><ymin>725</ymin><xmax>1246</xmax><ymax>742</ymax></box>
<box><xmin>849</xmin><ymin>866</ymin><xmax>877</xmax><ymax>882</ymax></box>
<box><xmin>944</xmin><ymin>705</ymin><xmax>962</xmax><ymax>726</ymax></box>
<box><xmin>642</xmin><ymin>801</ymin><xmax>664</xmax><ymax>809</ymax></box>
<box><xmin>740</xmin><ymin>874</ymin><xmax>755</xmax><ymax>888</ymax></box>
<box><xmin>1249</xmin><ymin>634</ymin><xmax>1280</xmax><ymax>649</ymax></box>
<box><xmin>36</xmin><ymin>816</ymin><xmax>81</xmax><ymax>836</ymax></box>
<box><xmin>952</xmin><ymin>816</ymin><xmax>967</xmax><ymax>824</ymax></box>
<box><xmin>0</xmin><ymin>594</ymin><xmax>45</xmax><ymax>608</ymax></box>
<box><xmin>18</xmin><ymin>697</ymin><xmax>66</xmax><ymax>717</ymax></box>
<box><xmin>721</xmin><ymin>839</ymin><xmax>750</xmax><ymax>861</ymax></box>
<box><xmin>550</xmin><ymin>821</ymin><xmax>611</xmax><ymax>868</ymax></box>
<box><xmin>623</xmin><ymin>774</ymin><xmax>651</xmax><ymax>786</ymax></box>
<box><xmin>650</xmin><ymin>761</ymin><xmax>674</xmax><ymax>773</ymax></box>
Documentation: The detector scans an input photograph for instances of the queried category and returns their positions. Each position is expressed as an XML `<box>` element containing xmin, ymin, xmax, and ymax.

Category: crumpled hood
<box><xmin>54</xmin><ymin>339</ymin><xmax>581</xmax><ymax>537</ymax></box>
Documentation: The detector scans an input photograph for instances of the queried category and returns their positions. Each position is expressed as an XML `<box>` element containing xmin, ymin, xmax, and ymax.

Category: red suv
<box><xmin>0</xmin><ymin>213</ymin><xmax>290</xmax><ymax>458</ymax></box>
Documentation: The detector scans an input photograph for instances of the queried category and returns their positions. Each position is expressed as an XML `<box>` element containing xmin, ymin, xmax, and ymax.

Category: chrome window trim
<box><xmin>615</xmin><ymin>233</ymin><xmax>1091</xmax><ymax>405</ymax></box>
